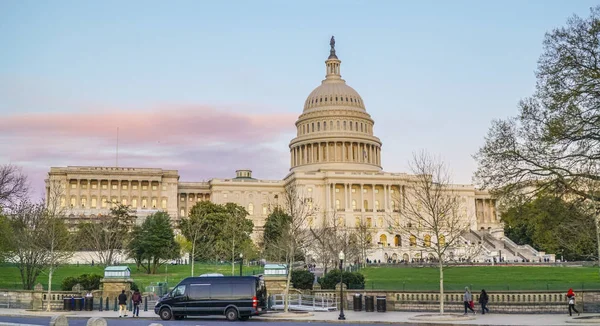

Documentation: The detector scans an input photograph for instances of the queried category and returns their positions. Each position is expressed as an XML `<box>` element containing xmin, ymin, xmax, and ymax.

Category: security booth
<box><xmin>104</xmin><ymin>266</ymin><xmax>131</xmax><ymax>278</ymax></box>
<box><xmin>263</xmin><ymin>264</ymin><xmax>288</xmax><ymax>276</ymax></box>
<box><xmin>101</xmin><ymin>266</ymin><xmax>134</xmax><ymax>301</ymax></box>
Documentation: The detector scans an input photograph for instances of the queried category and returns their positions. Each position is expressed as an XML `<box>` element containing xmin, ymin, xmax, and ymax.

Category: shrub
<box><xmin>61</xmin><ymin>273</ymin><xmax>103</xmax><ymax>291</ymax></box>
<box><xmin>131</xmin><ymin>282</ymin><xmax>140</xmax><ymax>292</ymax></box>
<box><xmin>291</xmin><ymin>269</ymin><xmax>314</xmax><ymax>290</ymax></box>
<box><xmin>318</xmin><ymin>270</ymin><xmax>365</xmax><ymax>290</ymax></box>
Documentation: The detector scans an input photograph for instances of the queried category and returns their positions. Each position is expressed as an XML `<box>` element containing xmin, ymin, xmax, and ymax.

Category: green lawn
<box><xmin>0</xmin><ymin>262</ymin><xmax>263</xmax><ymax>291</ymax></box>
<box><xmin>359</xmin><ymin>265</ymin><xmax>600</xmax><ymax>291</ymax></box>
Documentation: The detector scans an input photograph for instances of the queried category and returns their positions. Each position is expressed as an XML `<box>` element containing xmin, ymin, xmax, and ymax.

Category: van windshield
<box><xmin>172</xmin><ymin>285</ymin><xmax>186</xmax><ymax>297</ymax></box>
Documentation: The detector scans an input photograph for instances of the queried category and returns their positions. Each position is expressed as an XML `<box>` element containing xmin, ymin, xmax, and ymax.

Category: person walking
<box><xmin>118</xmin><ymin>290</ymin><xmax>128</xmax><ymax>318</ymax></box>
<box><xmin>131</xmin><ymin>289</ymin><xmax>142</xmax><ymax>317</ymax></box>
<box><xmin>566</xmin><ymin>288</ymin><xmax>580</xmax><ymax>316</ymax></box>
<box><xmin>479</xmin><ymin>289</ymin><xmax>490</xmax><ymax>314</ymax></box>
<box><xmin>463</xmin><ymin>287</ymin><xmax>476</xmax><ymax>315</ymax></box>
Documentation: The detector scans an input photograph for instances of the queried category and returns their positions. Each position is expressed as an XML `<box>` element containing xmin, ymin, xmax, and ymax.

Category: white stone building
<box><xmin>45</xmin><ymin>39</ymin><xmax>545</xmax><ymax>263</ymax></box>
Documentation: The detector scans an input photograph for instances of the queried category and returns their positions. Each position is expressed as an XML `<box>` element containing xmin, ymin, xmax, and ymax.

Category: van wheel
<box><xmin>239</xmin><ymin>316</ymin><xmax>250</xmax><ymax>321</ymax></box>
<box><xmin>159</xmin><ymin>307</ymin><xmax>172</xmax><ymax>321</ymax></box>
<box><xmin>225</xmin><ymin>307</ymin><xmax>238</xmax><ymax>321</ymax></box>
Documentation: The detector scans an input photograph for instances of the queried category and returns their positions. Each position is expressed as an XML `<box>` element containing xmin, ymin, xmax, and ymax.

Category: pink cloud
<box><xmin>0</xmin><ymin>105</ymin><xmax>298</xmax><ymax>197</ymax></box>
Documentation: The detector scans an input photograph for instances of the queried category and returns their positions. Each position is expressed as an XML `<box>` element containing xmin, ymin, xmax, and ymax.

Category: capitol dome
<box><xmin>289</xmin><ymin>37</ymin><xmax>383</xmax><ymax>172</ymax></box>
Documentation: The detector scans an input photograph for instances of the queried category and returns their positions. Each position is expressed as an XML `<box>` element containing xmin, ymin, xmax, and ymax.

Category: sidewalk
<box><xmin>0</xmin><ymin>308</ymin><xmax>597</xmax><ymax>325</ymax></box>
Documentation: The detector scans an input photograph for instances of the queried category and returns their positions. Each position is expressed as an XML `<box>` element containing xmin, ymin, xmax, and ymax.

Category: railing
<box><xmin>365</xmin><ymin>209</ymin><xmax>373</xmax><ymax>212</ymax></box>
<box><xmin>502</xmin><ymin>237</ymin><xmax>539</xmax><ymax>256</ymax></box>
<box><xmin>270</xmin><ymin>294</ymin><xmax>337</xmax><ymax>312</ymax></box>
<box><xmin>483</xmin><ymin>237</ymin><xmax>497</xmax><ymax>249</ymax></box>
<box><xmin>469</xmin><ymin>230</ymin><xmax>482</xmax><ymax>240</ymax></box>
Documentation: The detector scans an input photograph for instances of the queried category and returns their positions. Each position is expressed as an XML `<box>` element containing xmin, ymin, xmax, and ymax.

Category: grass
<box><xmin>359</xmin><ymin>265</ymin><xmax>600</xmax><ymax>291</ymax></box>
<box><xmin>2</xmin><ymin>263</ymin><xmax>599</xmax><ymax>292</ymax></box>
<box><xmin>0</xmin><ymin>262</ymin><xmax>263</xmax><ymax>291</ymax></box>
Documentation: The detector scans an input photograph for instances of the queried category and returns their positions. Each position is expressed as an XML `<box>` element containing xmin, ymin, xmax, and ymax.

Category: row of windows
<box><xmin>180</xmin><ymin>203</ymin><xmax>269</xmax><ymax>217</ymax></box>
<box><xmin>68</xmin><ymin>182</ymin><xmax>166</xmax><ymax>191</ymax></box>
<box><xmin>306</xmin><ymin>95</ymin><xmax>362</xmax><ymax>107</ymax></box>
<box><xmin>300</xmin><ymin>120</ymin><xmax>371</xmax><ymax>135</ymax></box>
<box><xmin>61</xmin><ymin>196</ymin><xmax>167</xmax><ymax>209</ymax></box>
<box><xmin>375</xmin><ymin>234</ymin><xmax>445</xmax><ymax>247</ymax></box>
<box><xmin>334</xmin><ymin>199</ymin><xmax>398</xmax><ymax>211</ymax></box>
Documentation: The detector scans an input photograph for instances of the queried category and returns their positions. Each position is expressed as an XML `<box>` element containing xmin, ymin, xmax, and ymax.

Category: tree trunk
<box><xmin>283</xmin><ymin>249</ymin><xmax>294</xmax><ymax>313</ymax></box>
<box><xmin>46</xmin><ymin>266</ymin><xmax>54</xmax><ymax>311</ymax></box>
<box><xmin>438</xmin><ymin>259</ymin><xmax>444</xmax><ymax>314</ymax></box>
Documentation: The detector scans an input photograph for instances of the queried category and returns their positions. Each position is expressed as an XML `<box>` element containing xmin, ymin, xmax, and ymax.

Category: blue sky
<box><xmin>0</xmin><ymin>0</ymin><xmax>597</xmax><ymax>195</ymax></box>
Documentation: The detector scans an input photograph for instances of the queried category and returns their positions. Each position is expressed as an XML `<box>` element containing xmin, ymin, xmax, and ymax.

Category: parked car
<box><xmin>154</xmin><ymin>275</ymin><xmax>267</xmax><ymax>321</ymax></box>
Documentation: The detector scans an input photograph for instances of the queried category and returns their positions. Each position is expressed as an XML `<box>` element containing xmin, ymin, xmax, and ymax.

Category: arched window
<box><xmin>380</xmin><ymin>234</ymin><xmax>387</xmax><ymax>247</ymax></box>
<box><xmin>262</xmin><ymin>204</ymin><xmax>267</xmax><ymax>215</ymax></box>
<box><xmin>366</xmin><ymin>233</ymin><xmax>372</xmax><ymax>243</ymax></box>
<box><xmin>141</xmin><ymin>197</ymin><xmax>147</xmax><ymax>208</ymax></box>
<box><xmin>343</xmin><ymin>121</ymin><xmax>347</xmax><ymax>130</ymax></box>
<box><xmin>317</xmin><ymin>122</ymin><xmax>320</xmax><ymax>131</ymax></box>
<box><xmin>180</xmin><ymin>209</ymin><xmax>185</xmax><ymax>217</ymax></box>
<box><xmin>352</xmin><ymin>200</ymin><xmax>357</xmax><ymax>210</ymax></box>
<box><xmin>355</xmin><ymin>122</ymin><xmax>358</xmax><ymax>130</ymax></box>
<box><xmin>91</xmin><ymin>197</ymin><xmax>97</xmax><ymax>208</ymax></box>
<box><xmin>424</xmin><ymin>234</ymin><xmax>431</xmax><ymax>247</ymax></box>
<box><xmin>363</xmin><ymin>200</ymin><xmax>369</xmax><ymax>210</ymax></box>
<box><xmin>131</xmin><ymin>198</ymin><xmax>137</xmax><ymax>208</ymax></box>
<box><xmin>366</xmin><ymin>217</ymin><xmax>372</xmax><ymax>228</ymax></box>
<box><xmin>377</xmin><ymin>217</ymin><xmax>383</xmax><ymax>227</ymax></box>
<box><xmin>151</xmin><ymin>198</ymin><xmax>157</xmax><ymax>208</ymax></box>
<box><xmin>303</xmin><ymin>125</ymin><xmax>305</xmax><ymax>134</ymax></box>
<box><xmin>394</xmin><ymin>235</ymin><xmax>401</xmax><ymax>247</ymax></box>
<box><xmin>409</xmin><ymin>235</ymin><xmax>417</xmax><ymax>247</ymax></box>
<box><xmin>312</xmin><ymin>123</ymin><xmax>314</xmax><ymax>132</ymax></box>
<box><xmin>439</xmin><ymin>235</ymin><xmax>446</xmax><ymax>247</ymax></box>
<box><xmin>248</xmin><ymin>203</ymin><xmax>254</xmax><ymax>215</ymax></box>
<box><xmin>80</xmin><ymin>197</ymin><xmax>87</xmax><ymax>208</ymax></box>
<box><xmin>337</xmin><ymin>121</ymin><xmax>340</xmax><ymax>129</ymax></box>
<box><xmin>375</xmin><ymin>200</ymin><xmax>380</xmax><ymax>211</ymax></box>
<box><xmin>335</xmin><ymin>199</ymin><xmax>340</xmax><ymax>210</ymax></box>
<box><xmin>70</xmin><ymin>196</ymin><xmax>76</xmax><ymax>207</ymax></box>
<box><xmin>60</xmin><ymin>196</ymin><xmax>66</xmax><ymax>207</ymax></box>
<box><xmin>350</xmin><ymin>121</ymin><xmax>353</xmax><ymax>130</ymax></box>
<box><xmin>338</xmin><ymin>217</ymin><xmax>344</xmax><ymax>227</ymax></box>
<box><xmin>323</xmin><ymin>121</ymin><xmax>327</xmax><ymax>130</ymax></box>
<box><xmin>122</xmin><ymin>198</ymin><xmax>128</xmax><ymax>206</ymax></box>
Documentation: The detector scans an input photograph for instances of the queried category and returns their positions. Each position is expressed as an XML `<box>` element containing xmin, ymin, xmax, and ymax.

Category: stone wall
<box><xmin>313</xmin><ymin>289</ymin><xmax>600</xmax><ymax>313</ymax></box>
<box><xmin>0</xmin><ymin>288</ymin><xmax>82</xmax><ymax>310</ymax></box>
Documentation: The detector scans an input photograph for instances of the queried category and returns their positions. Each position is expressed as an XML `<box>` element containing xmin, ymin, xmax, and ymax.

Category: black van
<box><xmin>154</xmin><ymin>275</ymin><xmax>267</xmax><ymax>321</ymax></box>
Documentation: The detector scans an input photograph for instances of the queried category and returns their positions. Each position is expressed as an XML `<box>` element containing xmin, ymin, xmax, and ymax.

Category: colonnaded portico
<box><xmin>46</xmin><ymin>38</ymin><xmax>539</xmax><ymax>262</ymax></box>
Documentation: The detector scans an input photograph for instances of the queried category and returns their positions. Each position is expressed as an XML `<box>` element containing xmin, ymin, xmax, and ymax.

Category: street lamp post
<box><xmin>338</xmin><ymin>250</ymin><xmax>346</xmax><ymax>320</ymax></box>
<box><xmin>239</xmin><ymin>253</ymin><xmax>243</xmax><ymax>276</ymax></box>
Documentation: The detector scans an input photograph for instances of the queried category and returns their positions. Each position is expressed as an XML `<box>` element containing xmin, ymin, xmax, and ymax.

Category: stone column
<box><xmin>332</xmin><ymin>183</ymin><xmax>336</xmax><ymax>210</ymax></box>
<box><xmin>325</xmin><ymin>182</ymin><xmax>330</xmax><ymax>214</ymax></box>
<box><xmin>372</xmin><ymin>184</ymin><xmax>376</xmax><ymax>213</ymax></box>
<box><xmin>360</xmin><ymin>184</ymin><xmax>364</xmax><ymax>212</ymax></box>
<box><xmin>334</xmin><ymin>142</ymin><xmax>337</xmax><ymax>161</ymax></box>
<box><xmin>345</xmin><ymin>184</ymin><xmax>350</xmax><ymax>210</ymax></box>
<box><xmin>384</xmin><ymin>185</ymin><xmax>388</xmax><ymax>211</ymax></box>
<box><xmin>342</xmin><ymin>142</ymin><xmax>346</xmax><ymax>162</ymax></box>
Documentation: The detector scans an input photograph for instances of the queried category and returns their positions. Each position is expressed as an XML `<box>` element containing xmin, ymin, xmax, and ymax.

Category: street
<box><xmin>0</xmin><ymin>316</ymin><xmax>417</xmax><ymax>326</ymax></box>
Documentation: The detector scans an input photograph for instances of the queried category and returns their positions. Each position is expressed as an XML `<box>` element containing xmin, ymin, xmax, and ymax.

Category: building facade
<box><xmin>47</xmin><ymin>39</ymin><xmax>537</xmax><ymax>262</ymax></box>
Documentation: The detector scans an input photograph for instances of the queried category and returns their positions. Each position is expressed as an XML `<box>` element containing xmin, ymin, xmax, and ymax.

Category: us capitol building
<box><xmin>46</xmin><ymin>39</ymin><xmax>546</xmax><ymax>263</ymax></box>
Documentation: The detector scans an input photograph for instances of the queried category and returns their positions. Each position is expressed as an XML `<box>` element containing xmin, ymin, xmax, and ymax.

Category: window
<box><xmin>142</xmin><ymin>198</ymin><xmax>147</xmax><ymax>208</ymax></box>
<box><xmin>352</xmin><ymin>200</ymin><xmax>357</xmax><ymax>210</ymax></box>
<box><xmin>338</xmin><ymin>217</ymin><xmax>344</xmax><ymax>227</ymax></box>
<box><xmin>380</xmin><ymin>234</ymin><xmax>387</xmax><ymax>247</ymax></box>
<box><xmin>189</xmin><ymin>197</ymin><xmax>194</xmax><ymax>202</ymax></box>
<box><xmin>366</xmin><ymin>233</ymin><xmax>372</xmax><ymax>243</ymax></box>
<box><xmin>122</xmin><ymin>184</ymin><xmax>128</xmax><ymax>190</ymax></box>
<box><xmin>70</xmin><ymin>183</ymin><xmax>76</xmax><ymax>189</ymax></box>
<box><xmin>188</xmin><ymin>284</ymin><xmax>209</xmax><ymax>300</ymax></box>
<box><xmin>248</xmin><ymin>203</ymin><xmax>254</xmax><ymax>215</ymax></box>
<box><xmin>162</xmin><ymin>185</ymin><xmax>167</xmax><ymax>191</ymax></box>
<box><xmin>172</xmin><ymin>285</ymin><xmax>186</xmax><ymax>297</ymax></box>
<box><xmin>81</xmin><ymin>183</ymin><xmax>87</xmax><ymax>189</ymax></box>
<box><xmin>132</xmin><ymin>184</ymin><xmax>138</xmax><ymax>190</ymax></box>
<box><xmin>60</xmin><ymin>196</ymin><xmax>66</xmax><ymax>207</ymax></box>
<box><xmin>142</xmin><ymin>184</ymin><xmax>148</xmax><ymax>190</ymax></box>
<box><xmin>410</xmin><ymin>235</ymin><xmax>417</xmax><ymax>247</ymax></box>
<box><xmin>262</xmin><ymin>204</ymin><xmax>267</xmax><ymax>215</ymax></box>
<box><xmin>375</xmin><ymin>189</ymin><xmax>379</xmax><ymax>194</ymax></box>
<box><xmin>152</xmin><ymin>184</ymin><xmax>158</xmax><ymax>191</ymax></box>
<box><xmin>161</xmin><ymin>199</ymin><xmax>167</xmax><ymax>209</ymax></box>
<box><xmin>352</xmin><ymin>188</ymin><xmax>356</xmax><ymax>193</ymax></box>
<box><xmin>355</xmin><ymin>217</ymin><xmax>360</xmax><ymax>227</ymax></box>
<box><xmin>112</xmin><ymin>183</ymin><xmax>117</xmax><ymax>190</ymax></box>
<box><xmin>102</xmin><ymin>183</ymin><xmax>108</xmax><ymax>190</ymax></box>
<box><xmin>101</xmin><ymin>197</ymin><xmax>107</xmax><ymax>208</ymax></box>
<box><xmin>335</xmin><ymin>199</ymin><xmax>340</xmax><ymax>210</ymax></box>
<box><xmin>343</xmin><ymin>121</ymin><xmax>347</xmax><ymax>130</ymax></box>
<box><xmin>424</xmin><ymin>234</ymin><xmax>431</xmax><ymax>247</ymax></box>
<box><xmin>377</xmin><ymin>217</ymin><xmax>383</xmax><ymax>227</ymax></box>
<box><xmin>363</xmin><ymin>188</ymin><xmax>367</xmax><ymax>193</ymax></box>
<box><xmin>391</xmin><ymin>201</ymin><xmax>396</xmax><ymax>211</ymax></box>
<box><xmin>151</xmin><ymin>198</ymin><xmax>157</xmax><ymax>208</ymax></box>
<box><xmin>375</xmin><ymin>200</ymin><xmax>380</xmax><ymax>210</ymax></box>
<box><xmin>335</xmin><ymin>188</ymin><xmax>339</xmax><ymax>193</ymax></box>
<box><xmin>223</xmin><ymin>193</ymin><xmax>228</xmax><ymax>199</ymax></box>
<box><xmin>364</xmin><ymin>200</ymin><xmax>369</xmax><ymax>209</ymax></box>
<box><xmin>394</xmin><ymin>235</ymin><xmax>401</xmax><ymax>247</ymax></box>
<box><xmin>81</xmin><ymin>197</ymin><xmax>87</xmax><ymax>208</ymax></box>
<box><xmin>308</xmin><ymin>188</ymin><xmax>312</xmax><ymax>192</ymax></box>
<box><xmin>211</xmin><ymin>284</ymin><xmax>234</xmax><ymax>299</ymax></box>
<box><xmin>91</xmin><ymin>183</ymin><xmax>97</xmax><ymax>189</ymax></box>
<box><xmin>122</xmin><ymin>198</ymin><xmax>127</xmax><ymax>205</ymax></box>
<box><xmin>180</xmin><ymin>209</ymin><xmax>185</xmax><ymax>217</ymax></box>
<box><xmin>311</xmin><ymin>123</ymin><xmax>314</xmax><ymax>132</ymax></box>
<box><xmin>317</xmin><ymin>122</ymin><xmax>320</xmax><ymax>131</ymax></box>
<box><xmin>111</xmin><ymin>197</ymin><xmax>117</xmax><ymax>206</ymax></box>
<box><xmin>180</xmin><ymin>197</ymin><xmax>185</xmax><ymax>202</ymax></box>
<box><xmin>131</xmin><ymin>198</ymin><xmax>137</xmax><ymax>208</ymax></box>
<box><xmin>366</xmin><ymin>217</ymin><xmax>372</xmax><ymax>228</ymax></box>
<box><xmin>439</xmin><ymin>235</ymin><xmax>446</xmax><ymax>247</ymax></box>
<box><xmin>70</xmin><ymin>196</ymin><xmax>76</xmax><ymax>207</ymax></box>
<box><xmin>91</xmin><ymin>197</ymin><xmax>97</xmax><ymax>208</ymax></box>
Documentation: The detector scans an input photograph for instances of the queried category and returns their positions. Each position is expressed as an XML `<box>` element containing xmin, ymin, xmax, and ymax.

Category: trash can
<box><xmin>84</xmin><ymin>297</ymin><xmax>93</xmax><ymax>311</ymax></box>
<box><xmin>63</xmin><ymin>298</ymin><xmax>70</xmax><ymax>311</ymax></box>
<box><xmin>74</xmin><ymin>297</ymin><xmax>84</xmax><ymax>311</ymax></box>
<box><xmin>364</xmin><ymin>295</ymin><xmax>374</xmax><ymax>312</ymax></box>
<box><xmin>353</xmin><ymin>294</ymin><xmax>362</xmax><ymax>311</ymax></box>
<box><xmin>376</xmin><ymin>295</ymin><xmax>387</xmax><ymax>312</ymax></box>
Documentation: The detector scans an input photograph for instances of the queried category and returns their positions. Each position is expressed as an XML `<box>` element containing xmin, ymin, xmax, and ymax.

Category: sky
<box><xmin>0</xmin><ymin>0</ymin><xmax>597</xmax><ymax>197</ymax></box>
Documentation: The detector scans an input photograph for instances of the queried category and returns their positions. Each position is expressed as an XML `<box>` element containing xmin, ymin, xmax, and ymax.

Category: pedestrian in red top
<box><xmin>566</xmin><ymin>288</ymin><xmax>580</xmax><ymax>316</ymax></box>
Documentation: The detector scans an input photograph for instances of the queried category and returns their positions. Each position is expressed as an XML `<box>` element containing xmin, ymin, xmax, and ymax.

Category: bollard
<box><xmin>99</xmin><ymin>297</ymin><xmax>103</xmax><ymax>311</ymax></box>
<box><xmin>104</xmin><ymin>297</ymin><xmax>109</xmax><ymax>311</ymax></box>
<box><xmin>86</xmin><ymin>317</ymin><xmax>107</xmax><ymax>326</ymax></box>
<box><xmin>144</xmin><ymin>296</ymin><xmax>148</xmax><ymax>311</ymax></box>
<box><xmin>113</xmin><ymin>297</ymin><xmax>117</xmax><ymax>311</ymax></box>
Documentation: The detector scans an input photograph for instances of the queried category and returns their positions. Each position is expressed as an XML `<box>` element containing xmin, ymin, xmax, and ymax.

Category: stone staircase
<box><xmin>459</xmin><ymin>230</ymin><xmax>542</xmax><ymax>262</ymax></box>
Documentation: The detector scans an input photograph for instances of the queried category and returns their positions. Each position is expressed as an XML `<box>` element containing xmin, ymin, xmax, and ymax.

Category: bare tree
<box><xmin>309</xmin><ymin>210</ymin><xmax>352</xmax><ymax>274</ymax></box>
<box><xmin>42</xmin><ymin>182</ymin><xmax>73</xmax><ymax>311</ymax></box>
<box><xmin>0</xmin><ymin>164</ymin><xmax>29</xmax><ymax>210</ymax></box>
<box><xmin>77</xmin><ymin>203</ymin><xmax>135</xmax><ymax>266</ymax></box>
<box><xmin>352</xmin><ymin>219</ymin><xmax>373</xmax><ymax>267</ymax></box>
<box><xmin>277</xmin><ymin>181</ymin><xmax>316</xmax><ymax>313</ymax></box>
<box><xmin>388</xmin><ymin>151</ymin><xmax>474</xmax><ymax>314</ymax></box>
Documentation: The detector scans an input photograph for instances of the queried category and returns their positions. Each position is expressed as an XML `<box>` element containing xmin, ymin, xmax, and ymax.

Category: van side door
<box><xmin>186</xmin><ymin>284</ymin><xmax>211</xmax><ymax>315</ymax></box>
<box><xmin>170</xmin><ymin>284</ymin><xmax>188</xmax><ymax>315</ymax></box>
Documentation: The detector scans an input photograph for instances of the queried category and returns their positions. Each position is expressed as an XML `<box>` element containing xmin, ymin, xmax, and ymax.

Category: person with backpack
<box><xmin>566</xmin><ymin>288</ymin><xmax>580</xmax><ymax>316</ymax></box>
<box><xmin>463</xmin><ymin>287</ymin><xmax>476</xmax><ymax>315</ymax></box>
<box><xmin>131</xmin><ymin>289</ymin><xmax>142</xmax><ymax>317</ymax></box>
<box><xmin>479</xmin><ymin>289</ymin><xmax>490</xmax><ymax>314</ymax></box>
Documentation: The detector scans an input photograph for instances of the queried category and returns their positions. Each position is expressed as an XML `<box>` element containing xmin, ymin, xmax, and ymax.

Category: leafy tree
<box><xmin>219</xmin><ymin>203</ymin><xmax>254</xmax><ymax>276</ymax></box>
<box><xmin>127</xmin><ymin>211</ymin><xmax>180</xmax><ymax>274</ymax></box>
<box><xmin>77</xmin><ymin>203</ymin><xmax>135</xmax><ymax>265</ymax></box>
<box><xmin>180</xmin><ymin>201</ymin><xmax>225</xmax><ymax>267</ymax></box>
<box><xmin>473</xmin><ymin>6</ymin><xmax>600</xmax><ymax>270</ymax></box>
<box><xmin>61</xmin><ymin>273</ymin><xmax>102</xmax><ymax>291</ymax></box>
<box><xmin>318</xmin><ymin>270</ymin><xmax>365</xmax><ymax>290</ymax></box>
<box><xmin>263</xmin><ymin>207</ymin><xmax>291</xmax><ymax>261</ymax></box>
<box><xmin>502</xmin><ymin>194</ymin><xmax>596</xmax><ymax>261</ymax></box>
